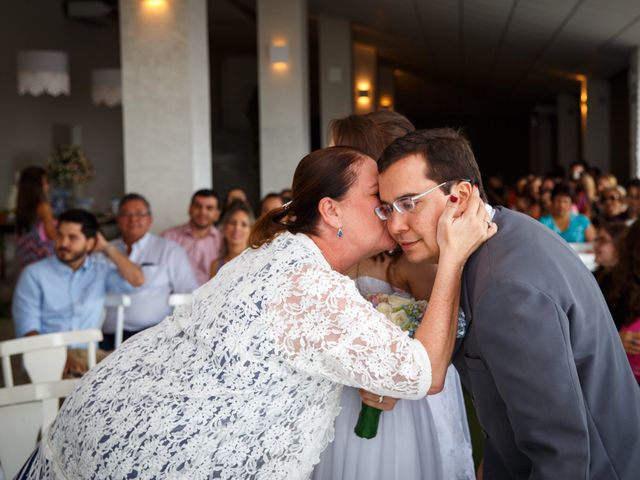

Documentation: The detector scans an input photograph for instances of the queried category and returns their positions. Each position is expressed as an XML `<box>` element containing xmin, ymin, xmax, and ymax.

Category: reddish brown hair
<box><xmin>250</xmin><ymin>147</ymin><xmax>366</xmax><ymax>248</ymax></box>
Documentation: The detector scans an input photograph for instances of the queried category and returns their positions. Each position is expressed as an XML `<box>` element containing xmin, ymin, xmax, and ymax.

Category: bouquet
<box><xmin>354</xmin><ymin>292</ymin><xmax>427</xmax><ymax>439</ymax></box>
<box><xmin>47</xmin><ymin>144</ymin><xmax>94</xmax><ymax>187</ymax></box>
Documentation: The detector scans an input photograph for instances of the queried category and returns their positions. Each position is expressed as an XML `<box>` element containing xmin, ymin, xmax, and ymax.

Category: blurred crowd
<box><xmin>7</xmin><ymin>156</ymin><xmax>640</xmax><ymax>382</ymax></box>
<box><xmin>487</xmin><ymin>163</ymin><xmax>640</xmax><ymax>381</ymax></box>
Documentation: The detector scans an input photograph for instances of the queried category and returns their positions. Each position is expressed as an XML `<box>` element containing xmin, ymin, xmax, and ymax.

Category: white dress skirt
<box><xmin>313</xmin><ymin>276</ymin><xmax>475</xmax><ymax>480</ymax></box>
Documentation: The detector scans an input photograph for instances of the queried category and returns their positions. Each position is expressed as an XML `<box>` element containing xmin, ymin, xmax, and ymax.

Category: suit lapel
<box><xmin>452</xmin><ymin>268</ymin><xmax>473</xmax><ymax>358</ymax></box>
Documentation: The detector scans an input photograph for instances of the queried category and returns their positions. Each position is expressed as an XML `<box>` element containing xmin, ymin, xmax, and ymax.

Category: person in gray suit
<box><xmin>377</xmin><ymin>128</ymin><xmax>640</xmax><ymax>479</ymax></box>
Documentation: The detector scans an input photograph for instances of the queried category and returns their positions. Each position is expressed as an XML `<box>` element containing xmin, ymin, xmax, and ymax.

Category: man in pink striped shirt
<box><xmin>162</xmin><ymin>189</ymin><xmax>222</xmax><ymax>285</ymax></box>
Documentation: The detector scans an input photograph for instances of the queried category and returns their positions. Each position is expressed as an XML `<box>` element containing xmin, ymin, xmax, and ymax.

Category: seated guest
<box><xmin>597</xmin><ymin>172</ymin><xmax>618</xmax><ymax>195</ymax></box>
<box><xmin>624</xmin><ymin>178</ymin><xmax>640</xmax><ymax>224</ymax></box>
<box><xmin>280</xmin><ymin>187</ymin><xmax>292</xmax><ymax>203</ymax></box>
<box><xmin>12</xmin><ymin>209</ymin><xmax>144</xmax><ymax>376</ymax></box>
<box><xmin>209</xmin><ymin>201</ymin><xmax>255</xmax><ymax>278</ymax></box>
<box><xmin>598</xmin><ymin>185</ymin><xmax>629</xmax><ymax>224</ymax></box>
<box><xmin>260</xmin><ymin>192</ymin><xmax>283</xmax><ymax>216</ymax></box>
<box><xmin>608</xmin><ymin>220</ymin><xmax>640</xmax><ymax>383</ymax></box>
<box><xmin>593</xmin><ymin>222</ymin><xmax>628</xmax><ymax>317</ymax></box>
<box><xmin>225</xmin><ymin>187</ymin><xmax>249</xmax><ymax>206</ymax></box>
<box><xmin>15</xmin><ymin>166</ymin><xmax>56</xmax><ymax>273</ymax></box>
<box><xmin>101</xmin><ymin>194</ymin><xmax>198</xmax><ymax>349</ymax></box>
<box><xmin>539</xmin><ymin>183</ymin><xmax>595</xmax><ymax>243</ymax></box>
<box><xmin>161</xmin><ymin>189</ymin><xmax>222</xmax><ymax>285</ymax></box>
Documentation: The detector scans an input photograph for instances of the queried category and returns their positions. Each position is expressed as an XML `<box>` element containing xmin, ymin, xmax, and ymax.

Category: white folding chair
<box><xmin>0</xmin><ymin>379</ymin><xmax>79</xmax><ymax>479</ymax></box>
<box><xmin>103</xmin><ymin>293</ymin><xmax>132</xmax><ymax>349</ymax></box>
<box><xmin>0</xmin><ymin>329</ymin><xmax>103</xmax><ymax>434</ymax></box>
<box><xmin>168</xmin><ymin>293</ymin><xmax>192</xmax><ymax>310</ymax></box>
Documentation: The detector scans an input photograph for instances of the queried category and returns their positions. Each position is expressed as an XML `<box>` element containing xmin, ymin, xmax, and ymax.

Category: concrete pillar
<box><xmin>584</xmin><ymin>79</ymin><xmax>611</xmax><ymax>173</ymax></box>
<box><xmin>557</xmin><ymin>93</ymin><xmax>580</xmax><ymax>169</ymax></box>
<box><xmin>257</xmin><ymin>0</ymin><xmax>310</xmax><ymax>195</ymax></box>
<box><xmin>318</xmin><ymin>15</ymin><xmax>352</xmax><ymax>147</ymax></box>
<box><xmin>630</xmin><ymin>48</ymin><xmax>640</xmax><ymax>179</ymax></box>
<box><xmin>353</xmin><ymin>43</ymin><xmax>376</xmax><ymax>115</ymax></box>
<box><xmin>120</xmin><ymin>0</ymin><xmax>212</xmax><ymax>232</ymax></box>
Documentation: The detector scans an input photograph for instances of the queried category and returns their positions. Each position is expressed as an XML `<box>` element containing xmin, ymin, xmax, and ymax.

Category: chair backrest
<box><xmin>0</xmin><ymin>379</ymin><xmax>79</xmax><ymax>479</ymax></box>
<box><xmin>102</xmin><ymin>293</ymin><xmax>132</xmax><ymax>349</ymax></box>
<box><xmin>0</xmin><ymin>329</ymin><xmax>103</xmax><ymax>388</ymax></box>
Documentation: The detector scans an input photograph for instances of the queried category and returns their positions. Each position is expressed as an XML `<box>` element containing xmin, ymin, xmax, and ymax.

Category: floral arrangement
<box><xmin>367</xmin><ymin>292</ymin><xmax>427</xmax><ymax>338</ymax></box>
<box><xmin>47</xmin><ymin>144</ymin><xmax>94</xmax><ymax>187</ymax></box>
<box><xmin>354</xmin><ymin>292</ymin><xmax>427</xmax><ymax>439</ymax></box>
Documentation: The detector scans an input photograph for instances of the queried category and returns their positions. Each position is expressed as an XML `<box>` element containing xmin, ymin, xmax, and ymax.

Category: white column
<box><xmin>318</xmin><ymin>15</ymin><xmax>352</xmax><ymax>147</ymax></box>
<box><xmin>584</xmin><ymin>79</ymin><xmax>611</xmax><ymax>173</ymax></box>
<box><xmin>257</xmin><ymin>0</ymin><xmax>310</xmax><ymax>195</ymax></box>
<box><xmin>353</xmin><ymin>43</ymin><xmax>376</xmax><ymax>115</ymax></box>
<box><xmin>630</xmin><ymin>48</ymin><xmax>640</xmax><ymax>179</ymax></box>
<box><xmin>557</xmin><ymin>93</ymin><xmax>580</xmax><ymax>169</ymax></box>
<box><xmin>120</xmin><ymin>0</ymin><xmax>212</xmax><ymax>232</ymax></box>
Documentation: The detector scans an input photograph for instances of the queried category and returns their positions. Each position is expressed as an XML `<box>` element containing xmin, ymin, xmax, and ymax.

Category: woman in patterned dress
<box><xmin>17</xmin><ymin>147</ymin><xmax>495</xmax><ymax>479</ymax></box>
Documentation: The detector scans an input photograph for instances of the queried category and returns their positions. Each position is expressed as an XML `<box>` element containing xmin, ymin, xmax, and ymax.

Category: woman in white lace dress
<box><xmin>313</xmin><ymin>112</ymin><xmax>474</xmax><ymax>480</ymax></box>
<box><xmin>18</xmin><ymin>147</ymin><xmax>495</xmax><ymax>479</ymax></box>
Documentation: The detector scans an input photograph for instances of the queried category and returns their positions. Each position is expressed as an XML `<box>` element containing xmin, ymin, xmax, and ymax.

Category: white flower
<box><xmin>376</xmin><ymin>303</ymin><xmax>393</xmax><ymax>317</ymax></box>
<box><xmin>390</xmin><ymin>309</ymin><xmax>409</xmax><ymax>327</ymax></box>
<box><xmin>387</xmin><ymin>294</ymin><xmax>414</xmax><ymax>308</ymax></box>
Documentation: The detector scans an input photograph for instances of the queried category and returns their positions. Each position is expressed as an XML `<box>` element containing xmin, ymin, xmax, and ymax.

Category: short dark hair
<box><xmin>58</xmin><ymin>209</ymin><xmax>99</xmax><ymax>239</ymax></box>
<box><xmin>551</xmin><ymin>183</ymin><xmax>574</xmax><ymax>201</ymax></box>
<box><xmin>378</xmin><ymin>128</ymin><xmax>486</xmax><ymax>201</ymax></box>
<box><xmin>625</xmin><ymin>178</ymin><xmax>640</xmax><ymax>190</ymax></box>
<box><xmin>191</xmin><ymin>189</ymin><xmax>219</xmax><ymax>205</ymax></box>
<box><xmin>261</xmin><ymin>192</ymin><xmax>281</xmax><ymax>201</ymax></box>
<box><xmin>119</xmin><ymin>193</ymin><xmax>151</xmax><ymax>214</ymax></box>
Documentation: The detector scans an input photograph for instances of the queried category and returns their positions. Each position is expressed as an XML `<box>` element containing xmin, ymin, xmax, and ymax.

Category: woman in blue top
<box><xmin>539</xmin><ymin>183</ymin><xmax>596</xmax><ymax>243</ymax></box>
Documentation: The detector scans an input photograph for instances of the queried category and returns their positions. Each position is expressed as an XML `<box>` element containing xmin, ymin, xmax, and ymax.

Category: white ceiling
<box><xmin>308</xmin><ymin>0</ymin><xmax>640</xmax><ymax>96</ymax></box>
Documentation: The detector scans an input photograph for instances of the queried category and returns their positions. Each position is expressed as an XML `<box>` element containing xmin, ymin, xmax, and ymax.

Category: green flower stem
<box><xmin>354</xmin><ymin>402</ymin><xmax>382</xmax><ymax>439</ymax></box>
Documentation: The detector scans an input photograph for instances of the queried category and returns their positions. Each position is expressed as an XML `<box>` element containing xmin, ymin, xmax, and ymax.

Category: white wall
<box><xmin>318</xmin><ymin>15</ymin><xmax>352</xmax><ymax>147</ymax></box>
<box><xmin>257</xmin><ymin>0</ymin><xmax>310</xmax><ymax>196</ymax></box>
<box><xmin>0</xmin><ymin>0</ymin><xmax>124</xmax><ymax>212</ymax></box>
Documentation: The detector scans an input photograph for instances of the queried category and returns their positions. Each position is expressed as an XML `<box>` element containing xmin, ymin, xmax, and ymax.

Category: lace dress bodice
<box><xmin>27</xmin><ymin>232</ymin><xmax>431</xmax><ymax>480</ymax></box>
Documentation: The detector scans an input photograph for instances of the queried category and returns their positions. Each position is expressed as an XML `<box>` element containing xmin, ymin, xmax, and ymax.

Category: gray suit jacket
<box><xmin>453</xmin><ymin>207</ymin><xmax>640</xmax><ymax>479</ymax></box>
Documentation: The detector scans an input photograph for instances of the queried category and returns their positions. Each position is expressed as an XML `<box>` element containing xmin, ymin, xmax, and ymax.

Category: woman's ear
<box><xmin>317</xmin><ymin>197</ymin><xmax>342</xmax><ymax>229</ymax></box>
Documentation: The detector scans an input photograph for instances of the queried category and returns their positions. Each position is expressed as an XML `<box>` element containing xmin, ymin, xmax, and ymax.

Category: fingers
<box><xmin>358</xmin><ymin>389</ymin><xmax>400</xmax><ymax>412</ymax></box>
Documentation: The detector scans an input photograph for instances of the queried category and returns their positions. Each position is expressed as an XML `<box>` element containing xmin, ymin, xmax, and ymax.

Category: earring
<box><xmin>337</xmin><ymin>227</ymin><xmax>343</xmax><ymax>238</ymax></box>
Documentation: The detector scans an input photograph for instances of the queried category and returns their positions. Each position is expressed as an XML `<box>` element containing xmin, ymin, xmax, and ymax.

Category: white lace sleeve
<box><xmin>267</xmin><ymin>263</ymin><xmax>431</xmax><ymax>399</ymax></box>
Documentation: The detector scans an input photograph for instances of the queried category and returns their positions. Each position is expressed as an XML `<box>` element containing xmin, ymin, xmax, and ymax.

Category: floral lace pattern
<box><xmin>25</xmin><ymin>232</ymin><xmax>431</xmax><ymax>479</ymax></box>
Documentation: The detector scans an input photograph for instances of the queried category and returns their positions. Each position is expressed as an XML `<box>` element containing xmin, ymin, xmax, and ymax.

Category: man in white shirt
<box><xmin>161</xmin><ymin>189</ymin><xmax>222</xmax><ymax>285</ymax></box>
<box><xmin>101</xmin><ymin>193</ymin><xmax>198</xmax><ymax>349</ymax></box>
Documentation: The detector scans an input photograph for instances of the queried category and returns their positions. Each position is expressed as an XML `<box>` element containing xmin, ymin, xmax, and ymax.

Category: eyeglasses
<box><xmin>603</xmin><ymin>196</ymin><xmax>621</xmax><ymax>202</ymax></box>
<box><xmin>118</xmin><ymin>212</ymin><xmax>150</xmax><ymax>219</ymax></box>
<box><xmin>374</xmin><ymin>179</ymin><xmax>471</xmax><ymax>221</ymax></box>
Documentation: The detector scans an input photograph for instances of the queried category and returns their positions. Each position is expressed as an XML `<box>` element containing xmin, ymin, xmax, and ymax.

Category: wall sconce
<box><xmin>92</xmin><ymin>69</ymin><xmax>121</xmax><ymax>107</ymax></box>
<box><xmin>356</xmin><ymin>82</ymin><xmax>371</xmax><ymax>106</ymax></box>
<box><xmin>270</xmin><ymin>40</ymin><xmax>289</xmax><ymax>72</ymax></box>
<box><xmin>142</xmin><ymin>0</ymin><xmax>168</xmax><ymax>12</ymax></box>
<box><xmin>17</xmin><ymin>50</ymin><xmax>70</xmax><ymax>97</ymax></box>
<box><xmin>379</xmin><ymin>95</ymin><xmax>393</xmax><ymax>109</ymax></box>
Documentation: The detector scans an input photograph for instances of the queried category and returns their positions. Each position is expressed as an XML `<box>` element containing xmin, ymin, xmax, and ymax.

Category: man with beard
<box><xmin>161</xmin><ymin>189</ymin><xmax>222</xmax><ymax>285</ymax></box>
<box><xmin>12</xmin><ymin>209</ymin><xmax>144</xmax><ymax>375</ymax></box>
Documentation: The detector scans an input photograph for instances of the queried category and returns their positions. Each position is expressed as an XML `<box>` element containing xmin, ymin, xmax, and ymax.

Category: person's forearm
<box><xmin>104</xmin><ymin>245</ymin><xmax>144</xmax><ymax>287</ymax></box>
<box><xmin>413</xmin><ymin>255</ymin><xmax>464</xmax><ymax>394</ymax></box>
